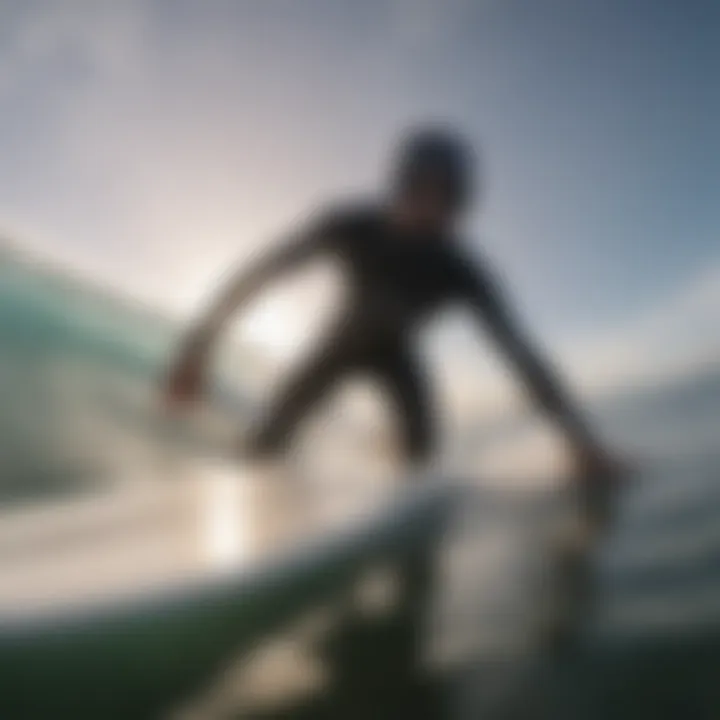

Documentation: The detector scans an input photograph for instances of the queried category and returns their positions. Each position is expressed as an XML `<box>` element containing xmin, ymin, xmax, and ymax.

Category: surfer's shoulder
<box><xmin>314</xmin><ymin>197</ymin><xmax>384</xmax><ymax>237</ymax></box>
<box><xmin>443</xmin><ymin>238</ymin><xmax>502</xmax><ymax>301</ymax></box>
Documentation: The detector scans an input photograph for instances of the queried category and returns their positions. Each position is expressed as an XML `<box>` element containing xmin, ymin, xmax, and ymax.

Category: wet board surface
<box><xmin>0</xmin><ymin>478</ymin><xmax>460</xmax><ymax>718</ymax></box>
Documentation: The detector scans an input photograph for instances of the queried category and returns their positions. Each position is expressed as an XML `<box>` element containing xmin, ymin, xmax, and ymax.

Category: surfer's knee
<box><xmin>403</xmin><ymin>430</ymin><xmax>435</xmax><ymax>470</ymax></box>
<box><xmin>239</xmin><ymin>425</ymin><xmax>289</xmax><ymax>460</ymax></box>
<box><xmin>402</xmin><ymin>411</ymin><xmax>435</xmax><ymax>461</ymax></box>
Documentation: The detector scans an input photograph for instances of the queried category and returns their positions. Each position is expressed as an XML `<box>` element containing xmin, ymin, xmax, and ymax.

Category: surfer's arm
<box><xmin>464</xmin><ymin>263</ymin><xmax>599</xmax><ymax>453</ymax></box>
<box><xmin>184</xmin><ymin>217</ymin><xmax>333</xmax><ymax>352</ymax></box>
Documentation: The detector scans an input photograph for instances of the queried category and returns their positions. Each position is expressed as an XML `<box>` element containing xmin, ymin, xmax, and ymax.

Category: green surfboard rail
<box><xmin>0</xmin><ymin>484</ymin><xmax>459</xmax><ymax>719</ymax></box>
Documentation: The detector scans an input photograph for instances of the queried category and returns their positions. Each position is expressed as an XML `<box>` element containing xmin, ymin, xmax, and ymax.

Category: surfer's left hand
<box><xmin>574</xmin><ymin>444</ymin><xmax>626</xmax><ymax>480</ymax></box>
<box><xmin>572</xmin><ymin>444</ymin><xmax>629</xmax><ymax>531</ymax></box>
<box><xmin>162</xmin><ymin>337</ymin><xmax>208</xmax><ymax>411</ymax></box>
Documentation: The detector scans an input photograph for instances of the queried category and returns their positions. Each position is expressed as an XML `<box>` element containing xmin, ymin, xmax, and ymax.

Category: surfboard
<box><xmin>0</xmin><ymin>478</ymin><xmax>460</xmax><ymax>719</ymax></box>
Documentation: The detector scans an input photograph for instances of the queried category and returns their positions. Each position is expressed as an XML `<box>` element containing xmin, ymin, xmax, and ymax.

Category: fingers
<box><xmin>575</xmin><ymin>445</ymin><xmax>623</xmax><ymax>480</ymax></box>
<box><xmin>161</xmin><ymin>360</ymin><xmax>203</xmax><ymax>411</ymax></box>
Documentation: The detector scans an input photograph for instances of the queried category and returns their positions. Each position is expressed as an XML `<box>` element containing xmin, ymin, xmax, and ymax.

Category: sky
<box><xmin>0</xmin><ymin>0</ymin><xmax>718</xmax><ymax>406</ymax></box>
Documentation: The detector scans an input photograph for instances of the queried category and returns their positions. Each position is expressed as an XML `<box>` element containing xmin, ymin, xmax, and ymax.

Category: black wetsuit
<box><xmin>233</xmin><ymin>204</ymin><xmax>493</xmax><ymax>460</ymax></box>
<box><xmin>231</xmin><ymin>203</ymin><xmax>566</xmax><ymax>461</ymax></box>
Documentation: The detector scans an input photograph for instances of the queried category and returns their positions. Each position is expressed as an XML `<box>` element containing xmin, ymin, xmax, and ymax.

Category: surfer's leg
<box><xmin>374</xmin><ymin>346</ymin><xmax>438</xmax><ymax>475</ymax></box>
<box><xmin>364</xmin><ymin>350</ymin><xmax>438</xmax><ymax>667</ymax></box>
<box><xmin>373</xmin><ymin>348</ymin><xmax>436</xmax><ymax>467</ymax></box>
<box><xmin>242</xmin><ymin>338</ymin><xmax>356</xmax><ymax>458</ymax></box>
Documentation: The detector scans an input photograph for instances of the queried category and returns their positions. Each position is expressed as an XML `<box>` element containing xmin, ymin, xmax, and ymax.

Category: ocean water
<box><xmin>0</xmin><ymin>248</ymin><xmax>258</xmax><ymax>504</ymax></box>
<box><xmin>1</xmin><ymin>248</ymin><xmax>719</xmax><ymax>717</ymax></box>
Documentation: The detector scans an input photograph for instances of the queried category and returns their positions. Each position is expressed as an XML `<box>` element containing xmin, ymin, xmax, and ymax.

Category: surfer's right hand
<box><xmin>572</xmin><ymin>444</ymin><xmax>629</xmax><ymax>533</ymax></box>
<box><xmin>163</xmin><ymin>346</ymin><xmax>206</xmax><ymax>409</ymax></box>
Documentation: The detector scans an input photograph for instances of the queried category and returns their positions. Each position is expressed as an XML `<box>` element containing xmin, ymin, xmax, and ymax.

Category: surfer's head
<box><xmin>390</xmin><ymin>125</ymin><xmax>477</xmax><ymax>233</ymax></box>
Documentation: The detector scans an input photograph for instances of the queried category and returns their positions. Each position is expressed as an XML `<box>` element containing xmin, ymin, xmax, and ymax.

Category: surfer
<box><xmin>164</xmin><ymin>126</ymin><xmax>620</xmax><ymax>532</ymax></box>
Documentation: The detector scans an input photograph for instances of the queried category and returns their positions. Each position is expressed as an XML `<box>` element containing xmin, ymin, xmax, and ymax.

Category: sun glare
<box><xmin>198</xmin><ymin>463</ymin><xmax>249</xmax><ymax>570</ymax></box>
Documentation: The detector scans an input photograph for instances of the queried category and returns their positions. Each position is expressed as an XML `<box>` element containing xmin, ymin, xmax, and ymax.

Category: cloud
<box><xmin>387</xmin><ymin>0</ymin><xmax>476</xmax><ymax>48</ymax></box>
<box><xmin>0</xmin><ymin>2</ymin><xmax>284</xmax><ymax>309</ymax></box>
<box><xmin>0</xmin><ymin>0</ymin><xmax>147</xmax><ymax>93</ymax></box>
<box><xmin>561</xmin><ymin>261</ymin><xmax>720</xmax><ymax>392</ymax></box>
